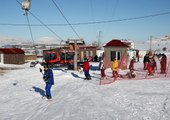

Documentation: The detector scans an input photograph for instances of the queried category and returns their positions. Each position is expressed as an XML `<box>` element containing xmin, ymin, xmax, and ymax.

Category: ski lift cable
<box><xmin>28</xmin><ymin>11</ymin><xmax>63</xmax><ymax>41</ymax></box>
<box><xmin>26</xmin><ymin>15</ymin><xmax>37</xmax><ymax>54</ymax></box>
<box><xmin>1</xmin><ymin>10</ymin><xmax>170</xmax><ymax>27</ymax></box>
<box><xmin>51</xmin><ymin>0</ymin><xmax>81</xmax><ymax>39</ymax></box>
<box><xmin>16</xmin><ymin>0</ymin><xmax>64</xmax><ymax>42</ymax></box>
<box><xmin>20</xmin><ymin>0</ymin><xmax>37</xmax><ymax>55</ymax></box>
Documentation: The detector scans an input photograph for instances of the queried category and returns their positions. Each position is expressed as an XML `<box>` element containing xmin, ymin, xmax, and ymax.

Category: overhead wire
<box><xmin>102</xmin><ymin>0</ymin><xmax>119</xmax><ymax>42</ymax></box>
<box><xmin>51</xmin><ymin>0</ymin><xmax>81</xmax><ymax>39</ymax></box>
<box><xmin>28</xmin><ymin>11</ymin><xmax>63</xmax><ymax>40</ymax></box>
<box><xmin>72</xmin><ymin>11</ymin><xmax>170</xmax><ymax>25</ymax></box>
<box><xmin>16</xmin><ymin>0</ymin><xmax>64</xmax><ymax>41</ymax></box>
<box><xmin>90</xmin><ymin>0</ymin><xmax>96</xmax><ymax>40</ymax></box>
<box><xmin>1</xmin><ymin>11</ymin><xmax>170</xmax><ymax>26</ymax></box>
<box><xmin>26</xmin><ymin>15</ymin><xmax>36</xmax><ymax>50</ymax></box>
<box><xmin>16</xmin><ymin>0</ymin><xmax>37</xmax><ymax>55</ymax></box>
<box><xmin>27</xmin><ymin>14</ymin><xmax>40</xmax><ymax>56</ymax></box>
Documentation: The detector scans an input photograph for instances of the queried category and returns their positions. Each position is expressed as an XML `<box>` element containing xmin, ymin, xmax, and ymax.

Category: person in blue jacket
<box><xmin>43</xmin><ymin>64</ymin><xmax>54</xmax><ymax>99</ymax></box>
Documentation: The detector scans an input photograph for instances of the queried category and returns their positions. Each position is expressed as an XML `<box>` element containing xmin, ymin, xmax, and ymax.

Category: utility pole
<box><xmin>98</xmin><ymin>31</ymin><xmax>102</xmax><ymax>47</ymax></box>
<box><xmin>67</xmin><ymin>39</ymin><xmax>83</xmax><ymax>71</ymax></box>
<box><xmin>74</xmin><ymin>40</ymin><xmax>78</xmax><ymax>71</ymax></box>
<box><xmin>150</xmin><ymin>36</ymin><xmax>152</xmax><ymax>50</ymax></box>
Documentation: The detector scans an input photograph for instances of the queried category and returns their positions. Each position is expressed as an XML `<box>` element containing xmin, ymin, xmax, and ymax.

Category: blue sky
<box><xmin>0</xmin><ymin>0</ymin><xmax>170</xmax><ymax>44</ymax></box>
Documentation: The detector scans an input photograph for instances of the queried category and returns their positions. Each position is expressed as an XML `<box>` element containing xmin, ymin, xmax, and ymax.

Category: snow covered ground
<box><xmin>0</xmin><ymin>60</ymin><xmax>170</xmax><ymax>120</ymax></box>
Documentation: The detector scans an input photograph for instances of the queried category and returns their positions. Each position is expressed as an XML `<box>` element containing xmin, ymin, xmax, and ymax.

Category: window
<box><xmin>117</xmin><ymin>52</ymin><xmax>121</xmax><ymax>60</ymax></box>
<box><xmin>86</xmin><ymin>51</ymin><xmax>89</xmax><ymax>57</ymax></box>
<box><xmin>90</xmin><ymin>51</ymin><xmax>93</xmax><ymax>57</ymax></box>
<box><xmin>66</xmin><ymin>53</ymin><xmax>74</xmax><ymax>60</ymax></box>
<box><xmin>111</xmin><ymin>51</ymin><xmax>116</xmax><ymax>61</ymax></box>
<box><xmin>44</xmin><ymin>53</ymin><xmax>56</xmax><ymax>60</ymax></box>
<box><xmin>110</xmin><ymin>51</ymin><xmax>122</xmax><ymax>61</ymax></box>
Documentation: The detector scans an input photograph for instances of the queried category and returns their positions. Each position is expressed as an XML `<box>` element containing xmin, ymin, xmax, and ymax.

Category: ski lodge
<box><xmin>0</xmin><ymin>48</ymin><xmax>25</xmax><ymax>64</ymax></box>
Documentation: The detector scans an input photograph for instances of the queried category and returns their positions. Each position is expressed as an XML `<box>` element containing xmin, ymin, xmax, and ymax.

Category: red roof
<box><xmin>104</xmin><ymin>39</ymin><xmax>129</xmax><ymax>47</ymax></box>
<box><xmin>0</xmin><ymin>48</ymin><xmax>25</xmax><ymax>54</ymax></box>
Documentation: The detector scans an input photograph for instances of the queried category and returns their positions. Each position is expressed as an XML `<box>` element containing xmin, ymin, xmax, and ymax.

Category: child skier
<box><xmin>42</xmin><ymin>64</ymin><xmax>54</xmax><ymax>99</ymax></box>
<box><xmin>100</xmin><ymin>61</ymin><xmax>106</xmax><ymax>78</ymax></box>
<box><xmin>111</xmin><ymin>58</ymin><xmax>119</xmax><ymax>78</ymax></box>
<box><xmin>119</xmin><ymin>70</ymin><xmax>136</xmax><ymax>79</ymax></box>
<box><xmin>147</xmin><ymin>59</ymin><xmax>153</xmax><ymax>75</ymax></box>
<box><xmin>83</xmin><ymin>58</ymin><xmax>91</xmax><ymax>80</ymax></box>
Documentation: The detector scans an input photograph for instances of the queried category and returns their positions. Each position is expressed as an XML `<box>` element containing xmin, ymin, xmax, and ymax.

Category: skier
<box><xmin>129</xmin><ymin>57</ymin><xmax>135</xmax><ymax>71</ymax></box>
<box><xmin>83</xmin><ymin>58</ymin><xmax>91</xmax><ymax>80</ymax></box>
<box><xmin>143</xmin><ymin>53</ymin><xmax>149</xmax><ymax>70</ymax></box>
<box><xmin>151</xmin><ymin>57</ymin><xmax>157</xmax><ymax>73</ymax></box>
<box><xmin>136</xmin><ymin>50</ymin><xmax>140</xmax><ymax>62</ymax></box>
<box><xmin>100</xmin><ymin>60</ymin><xmax>106</xmax><ymax>78</ymax></box>
<box><xmin>119</xmin><ymin>70</ymin><xmax>136</xmax><ymax>79</ymax></box>
<box><xmin>147</xmin><ymin>58</ymin><xmax>153</xmax><ymax>75</ymax></box>
<box><xmin>160</xmin><ymin>53</ymin><xmax>167</xmax><ymax>73</ymax></box>
<box><xmin>111</xmin><ymin>58</ymin><xmax>119</xmax><ymax>78</ymax></box>
<box><xmin>41</xmin><ymin>64</ymin><xmax>54</xmax><ymax>99</ymax></box>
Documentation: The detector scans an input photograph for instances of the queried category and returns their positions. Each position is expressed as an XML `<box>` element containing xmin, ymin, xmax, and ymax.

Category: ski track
<box><xmin>24</xmin><ymin>101</ymin><xmax>51</xmax><ymax>120</ymax></box>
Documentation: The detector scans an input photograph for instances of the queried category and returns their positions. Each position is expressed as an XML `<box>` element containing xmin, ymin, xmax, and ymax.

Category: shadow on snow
<box><xmin>32</xmin><ymin>86</ymin><xmax>45</xmax><ymax>96</ymax></box>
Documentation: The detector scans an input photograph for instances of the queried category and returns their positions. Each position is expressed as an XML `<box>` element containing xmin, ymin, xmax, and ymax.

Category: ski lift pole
<box><xmin>74</xmin><ymin>40</ymin><xmax>78</xmax><ymax>71</ymax></box>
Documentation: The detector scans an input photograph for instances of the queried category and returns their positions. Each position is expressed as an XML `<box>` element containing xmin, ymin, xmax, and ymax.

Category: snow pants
<box><xmin>161</xmin><ymin>63</ymin><xmax>166</xmax><ymax>73</ymax></box>
<box><xmin>148</xmin><ymin>66</ymin><xmax>153</xmax><ymax>75</ymax></box>
<box><xmin>45</xmin><ymin>84</ymin><xmax>52</xmax><ymax>97</ymax></box>
<box><xmin>84</xmin><ymin>70</ymin><xmax>91</xmax><ymax>79</ymax></box>
<box><xmin>144</xmin><ymin>62</ymin><xmax>147</xmax><ymax>70</ymax></box>
<box><xmin>101</xmin><ymin>68</ymin><xmax>106</xmax><ymax>77</ymax></box>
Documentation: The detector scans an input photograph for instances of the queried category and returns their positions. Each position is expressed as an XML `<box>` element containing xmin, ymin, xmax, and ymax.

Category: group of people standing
<box><xmin>39</xmin><ymin>52</ymin><xmax>167</xmax><ymax>100</ymax></box>
<box><xmin>143</xmin><ymin>54</ymin><xmax>157</xmax><ymax>75</ymax></box>
<box><xmin>101</xmin><ymin>52</ymin><xmax>168</xmax><ymax>79</ymax></box>
<box><xmin>143</xmin><ymin>53</ymin><xmax>167</xmax><ymax>75</ymax></box>
<box><xmin>99</xmin><ymin>57</ymin><xmax>136</xmax><ymax>79</ymax></box>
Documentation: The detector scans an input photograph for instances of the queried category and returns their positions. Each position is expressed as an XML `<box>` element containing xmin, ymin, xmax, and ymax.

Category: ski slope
<box><xmin>0</xmin><ymin>61</ymin><xmax>170</xmax><ymax>120</ymax></box>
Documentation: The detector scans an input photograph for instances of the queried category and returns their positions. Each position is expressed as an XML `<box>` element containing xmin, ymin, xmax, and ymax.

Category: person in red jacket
<box><xmin>83</xmin><ymin>58</ymin><xmax>91</xmax><ymax>80</ymax></box>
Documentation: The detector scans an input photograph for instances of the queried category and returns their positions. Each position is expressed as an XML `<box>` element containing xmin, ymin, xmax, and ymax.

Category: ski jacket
<box><xmin>161</xmin><ymin>54</ymin><xmax>167</xmax><ymax>69</ymax></box>
<box><xmin>111</xmin><ymin>60</ymin><xmax>118</xmax><ymax>71</ymax></box>
<box><xmin>143</xmin><ymin>54</ymin><xmax>149</xmax><ymax>63</ymax></box>
<box><xmin>83</xmin><ymin>61</ymin><xmax>90</xmax><ymax>71</ymax></box>
<box><xmin>43</xmin><ymin>69</ymin><xmax>54</xmax><ymax>85</ymax></box>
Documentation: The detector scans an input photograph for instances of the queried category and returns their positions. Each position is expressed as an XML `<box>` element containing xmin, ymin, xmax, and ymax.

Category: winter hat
<box><xmin>84</xmin><ymin>58</ymin><xmax>88</xmax><ymax>61</ymax></box>
<box><xmin>44</xmin><ymin>64</ymin><xmax>49</xmax><ymax>68</ymax></box>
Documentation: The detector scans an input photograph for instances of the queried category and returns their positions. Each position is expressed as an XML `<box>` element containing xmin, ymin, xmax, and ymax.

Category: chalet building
<box><xmin>0</xmin><ymin>48</ymin><xmax>25</xmax><ymax>64</ymax></box>
<box><xmin>104</xmin><ymin>39</ymin><xmax>129</xmax><ymax>69</ymax></box>
<box><xmin>76</xmin><ymin>46</ymin><xmax>97</xmax><ymax>61</ymax></box>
